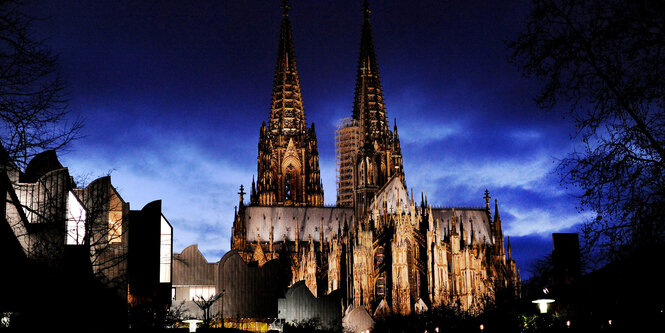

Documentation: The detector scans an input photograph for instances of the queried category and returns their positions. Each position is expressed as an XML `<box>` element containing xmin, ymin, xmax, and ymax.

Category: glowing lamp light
<box><xmin>480</xmin><ymin>323</ymin><xmax>484</xmax><ymax>331</ymax></box>
<box><xmin>532</xmin><ymin>298</ymin><xmax>555</xmax><ymax>313</ymax></box>
<box><xmin>183</xmin><ymin>319</ymin><xmax>203</xmax><ymax>333</ymax></box>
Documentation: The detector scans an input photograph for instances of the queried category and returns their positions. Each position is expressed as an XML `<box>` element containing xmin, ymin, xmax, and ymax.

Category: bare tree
<box><xmin>0</xmin><ymin>0</ymin><xmax>83</xmax><ymax>168</ymax></box>
<box><xmin>192</xmin><ymin>292</ymin><xmax>224</xmax><ymax>328</ymax></box>
<box><xmin>165</xmin><ymin>301</ymin><xmax>189</xmax><ymax>328</ymax></box>
<box><xmin>509</xmin><ymin>0</ymin><xmax>665</xmax><ymax>263</ymax></box>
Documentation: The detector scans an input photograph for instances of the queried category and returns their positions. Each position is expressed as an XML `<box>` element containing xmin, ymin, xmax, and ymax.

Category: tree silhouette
<box><xmin>0</xmin><ymin>0</ymin><xmax>83</xmax><ymax>168</ymax></box>
<box><xmin>192</xmin><ymin>292</ymin><xmax>223</xmax><ymax>328</ymax></box>
<box><xmin>510</xmin><ymin>0</ymin><xmax>665</xmax><ymax>263</ymax></box>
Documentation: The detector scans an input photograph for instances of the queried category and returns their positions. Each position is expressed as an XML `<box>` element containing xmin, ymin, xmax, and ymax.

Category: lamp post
<box><xmin>532</xmin><ymin>287</ymin><xmax>555</xmax><ymax>314</ymax></box>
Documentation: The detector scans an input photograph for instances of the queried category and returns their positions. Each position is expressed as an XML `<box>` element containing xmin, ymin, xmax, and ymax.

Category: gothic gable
<box><xmin>370</xmin><ymin>175</ymin><xmax>409</xmax><ymax>213</ymax></box>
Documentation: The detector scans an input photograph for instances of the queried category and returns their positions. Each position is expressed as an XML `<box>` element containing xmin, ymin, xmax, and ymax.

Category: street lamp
<box><xmin>532</xmin><ymin>298</ymin><xmax>555</xmax><ymax>313</ymax></box>
<box><xmin>183</xmin><ymin>319</ymin><xmax>203</xmax><ymax>333</ymax></box>
<box><xmin>532</xmin><ymin>287</ymin><xmax>555</xmax><ymax>314</ymax></box>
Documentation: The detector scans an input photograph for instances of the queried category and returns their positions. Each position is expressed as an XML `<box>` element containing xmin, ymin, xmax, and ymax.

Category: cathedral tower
<box><xmin>336</xmin><ymin>0</ymin><xmax>405</xmax><ymax>213</ymax></box>
<box><xmin>252</xmin><ymin>0</ymin><xmax>324</xmax><ymax>207</ymax></box>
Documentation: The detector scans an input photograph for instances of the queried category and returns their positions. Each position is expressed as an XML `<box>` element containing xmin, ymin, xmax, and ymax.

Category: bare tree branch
<box><xmin>0</xmin><ymin>0</ymin><xmax>83</xmax><ymax>168</ymax></box>
<box><xmin>510</xmin><ymin>0</ymin><xmax>665</xmax><ymax>263</ymax></box>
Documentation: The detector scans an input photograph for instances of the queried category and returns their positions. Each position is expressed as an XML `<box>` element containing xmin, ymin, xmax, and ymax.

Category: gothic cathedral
<box><xmin>231</xmin><ymin>0</ymin><xmax>520</xmax><ymax>316</ymax></box>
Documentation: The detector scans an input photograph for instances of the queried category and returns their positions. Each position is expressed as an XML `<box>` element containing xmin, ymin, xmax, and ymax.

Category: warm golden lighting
<box><xmin>108</xmin><ymin>210</ymin><xmax>122</xmax><ymax>243</ymax></box>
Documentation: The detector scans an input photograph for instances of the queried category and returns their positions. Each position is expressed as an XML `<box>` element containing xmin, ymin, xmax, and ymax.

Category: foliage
<box><xmin>509</xmin><ymin>0</ymin><xmax>665</xmax><ymax>265</ymax></box>
<box><xmin>165</xmin><ymin>301</ymin><xmax>190</xmax><ymax>329</ymax></box>
<box><xmin>373</xmin><ymin>296</ymin><xmax>527</xmax><ymax>333</ymax></box>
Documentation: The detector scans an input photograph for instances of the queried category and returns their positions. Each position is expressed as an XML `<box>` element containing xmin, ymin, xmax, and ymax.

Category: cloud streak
<box><xmin>62</xmin><ymin>132</ymin><xmax>252</xmax><ymax>261</ymax></box>
<box><xmin>504</xmin><ymin>207</ymin><xmax>594</xmax><ymax>237</ymax></box>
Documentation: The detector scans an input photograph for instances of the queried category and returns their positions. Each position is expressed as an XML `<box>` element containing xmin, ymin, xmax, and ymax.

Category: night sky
<box><xmin>24</xmin><ymin>0</ymin><xmax>591</xmax><ymax>280</ymax></box>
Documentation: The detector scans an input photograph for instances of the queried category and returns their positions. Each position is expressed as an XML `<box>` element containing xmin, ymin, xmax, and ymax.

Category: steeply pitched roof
<box><xmin>243</xmin><ymin>206</ymin><xmax>353</xmax><ymax>243</ymax></box>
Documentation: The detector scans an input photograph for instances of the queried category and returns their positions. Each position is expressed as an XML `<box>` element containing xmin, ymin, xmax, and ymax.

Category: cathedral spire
<box><xmin>353</xmin><ymin>0</ymin><xmax>388</xmax><ymax>146</ymax></box>
<box><xmin>393</xmin><ymin>118</ymin><xmax>401</xmax><ymax>151</ymax></box>
<box><xmin>362</xmin><ymin>0</ymin><xmax>370</xmax><ymax>17</ymax></box>
<box><xmin>281</xmin><ymin>0</ymin><xmax>290</xmax><ymax>16</ymax></box>
<box><xmin>494</xmin><ymin>199</ymin><xmax>506</xmax><ymax>258</ymax></box>
<box><xmin>269</xmin><ymin>0</ymin><xmax>306</xmax><ymax>136</ymax></box>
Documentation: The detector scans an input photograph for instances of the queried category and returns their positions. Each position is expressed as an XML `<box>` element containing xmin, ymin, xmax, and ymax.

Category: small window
<box><xmin>108</xmin><ymin>210</ymin><xmax>122</xmax><ymax>243</ymax></box>
<box><xmin>159</xmin><ymin>215</ymin><xmax>172</xmax><ymax>283</ymax></box>
<box><xmin>66</xmin><ymin>191</ymin><xmax>86</xmax><ymax>245</ymax></box>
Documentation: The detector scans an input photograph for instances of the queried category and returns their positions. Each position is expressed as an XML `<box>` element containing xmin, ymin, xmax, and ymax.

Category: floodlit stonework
<box><xmin>229</xmin><ymin>0</ymin><xmax>520</xmax><ymax>318</ymax></box>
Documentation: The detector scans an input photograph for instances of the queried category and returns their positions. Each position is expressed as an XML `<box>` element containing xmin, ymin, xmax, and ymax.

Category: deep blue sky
<box><xmin>24</xmin><ymin>0</ymin><xmax>591</xmax><ymax>280</ymax></box>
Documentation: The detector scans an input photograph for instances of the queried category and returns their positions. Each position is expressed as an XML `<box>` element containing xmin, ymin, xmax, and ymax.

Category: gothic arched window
<box><xmin>285</xmin><ymin>164</ymin><xmax>298</xmax><ymax>202</ymax></box>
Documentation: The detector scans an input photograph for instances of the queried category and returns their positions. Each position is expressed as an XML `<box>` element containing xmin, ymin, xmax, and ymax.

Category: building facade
<box><xmin>1</xmin><ymin>148</ymin><xmax>173</xmax><ymax>327</ymax></box>
<box><xmin>229</xmin><ymin>0</ymin><xmax>520</xmax><ymax>320</ymax></box>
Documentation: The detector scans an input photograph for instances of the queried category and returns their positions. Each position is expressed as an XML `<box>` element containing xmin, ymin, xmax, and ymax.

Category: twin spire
<box><xmin>270</xmin><ymin>0</ymin><xmax>387</xmax><ymax>143</ymax></box>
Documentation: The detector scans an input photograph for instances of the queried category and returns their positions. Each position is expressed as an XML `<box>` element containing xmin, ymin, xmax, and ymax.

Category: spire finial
<box><xmin>281</xmin><ymin>0</ymin><xmax>290</xmax><ymax>16</ymax></box>
<box><xmin>362</xmin><ymin>0</ymin><xmax>371</xmax><ymax>19</ymax></box>
<box><xmin>238</xmin><ymin>184</ymin><xmax>246</xmax><ymax>205</ymax></box>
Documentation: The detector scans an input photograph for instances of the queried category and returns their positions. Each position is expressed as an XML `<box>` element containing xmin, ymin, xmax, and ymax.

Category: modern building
<box><xmin>0</xmin><ymin>147</ymin><xmax>173</xmax><ymax>328</ymax></box>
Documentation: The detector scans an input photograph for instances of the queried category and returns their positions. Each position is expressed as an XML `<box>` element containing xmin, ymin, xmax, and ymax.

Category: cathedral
<box><xmin>231</xmin><ymin>0</ymin><xmax>519</xmax><ymax>316</ymax></box>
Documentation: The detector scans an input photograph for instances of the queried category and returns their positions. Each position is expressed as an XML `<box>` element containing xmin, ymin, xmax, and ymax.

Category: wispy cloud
<box><xmin>504</xmin><ymin>207</ymin><xmax>594</xmax><ymax>236</ymax></box>
<box><xmin>510</xmin><ymin>129</ymin><xmax>542</xmax><ymax>141</ymax></box>
<box><xmin>62</xmin><ymin>133</ymin><xmax>252</xmax><ymax>261</ymax></box>
<box><xmin>399</xmin><ymin>121</ymin><xmax>462</xmax><ymax>145</ymax></box>
<box><xmin>407</xmin><ymin>151</ymin><xmax>556</xmax><ymax>194</ymax></box>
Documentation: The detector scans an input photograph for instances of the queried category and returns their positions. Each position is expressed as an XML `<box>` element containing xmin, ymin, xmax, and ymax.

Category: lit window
<box><xmin>66</xmin><ymin>191</ymin><xmax>86</xmax><ymax>245</ymax></box>
<box><xmin>190</xmin><ymin>286</ymin><xmax>216</xmax><ymax>300</ymax></box>
<box><xmin>108</xmin><ymin>210</ymin><xmax>123</xmax><ymax>243</ymax></box>
<box><xmin>159</xmin><ymin>215</ymin><xmax>172</xmax><ymax>283</ymax></box>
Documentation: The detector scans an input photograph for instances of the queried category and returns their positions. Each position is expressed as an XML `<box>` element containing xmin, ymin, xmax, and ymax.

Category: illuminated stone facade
<box><xmin>250</xmin><ymin>1</ymin><xmax>324</xmax><ymax>208</ymax></box>
<box><xmin>231</xmin><ymin>1</ymin><xmax>520</xmax><ymax>317</ymax></box>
